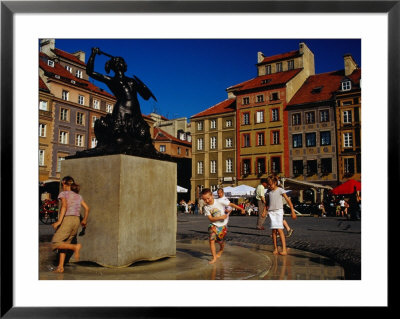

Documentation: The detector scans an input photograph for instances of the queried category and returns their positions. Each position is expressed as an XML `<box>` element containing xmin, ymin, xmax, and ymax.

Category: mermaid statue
<box><xmin>70</xmin><ymin>47</ymin><xmax>168</xmax><ymax>160</ymax></box>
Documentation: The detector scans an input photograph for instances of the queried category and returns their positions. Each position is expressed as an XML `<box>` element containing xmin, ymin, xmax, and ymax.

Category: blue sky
<box><xmin>53</xmin><ymin>39</ymin><xmax>361</xmax><ymax>119</ymax></box>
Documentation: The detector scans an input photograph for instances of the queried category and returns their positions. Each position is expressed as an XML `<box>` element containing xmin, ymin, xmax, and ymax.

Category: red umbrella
<box><xmin>331</xmin><ymin>179</ymin><xmax>361</xmax><ymax>195</ymax></box>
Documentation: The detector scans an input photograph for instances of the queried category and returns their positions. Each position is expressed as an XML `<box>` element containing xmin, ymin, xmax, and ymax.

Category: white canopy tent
<box><xmin>231</xmin><ymin>185</ymin><xmax>255</xmax><ymax>197</ymax></box>
<box><xmin>177</xmin><ymin>185</ymin><xmax>188</xmax><ymax>193</ymax></box>
<box><xmin>213</xmin><ymin>185</ymin><xmax>255</xmax><ymax>198</ymax></box>
<box><xmin>212</xmin><ymin>186</ymin><xmax>235</xmax><ymax>197</ymax></box>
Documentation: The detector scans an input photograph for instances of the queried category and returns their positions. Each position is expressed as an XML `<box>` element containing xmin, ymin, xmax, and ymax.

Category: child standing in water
<box><xmin>262</xmin><ymin>175</ymin><xmax>296</xmax><ymax>255</ymax></box>
<box><xmin>51</xmin><ymin>176</ymin><xmax>89</xmax><ymax>272</ymax></box>
<box><xmin>201</xmin><ymin>188</ymin><xmax>243</xmax><ymax>264</ymax></box>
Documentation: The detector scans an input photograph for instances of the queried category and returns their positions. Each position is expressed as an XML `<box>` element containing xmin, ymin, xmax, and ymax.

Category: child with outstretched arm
<box><xmin>201</xmin><ymin>188</ymin><xmax>244</xmax><ymax>264</ymax></box>
<box><xmin>262</xmin><ymin>175</ymin><xmax>296</xmax><ymax>255</ymax></box>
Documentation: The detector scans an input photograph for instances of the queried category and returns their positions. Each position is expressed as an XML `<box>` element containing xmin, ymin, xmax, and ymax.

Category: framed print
<box><xmin>1</xmin><ymin>0</ymin><xmax>395</xmax><ymax>316</ymax></box>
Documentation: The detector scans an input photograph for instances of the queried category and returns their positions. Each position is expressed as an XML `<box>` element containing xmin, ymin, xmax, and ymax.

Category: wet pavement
<box><xmin>39</xmin><ymin>240</ymin><xmax>344</xmax><ymax>280</ymax></box>
<box><xmin>39</xmin><ymin>214</ymin><xmax>360</xmax><ymax>280</ymax></box>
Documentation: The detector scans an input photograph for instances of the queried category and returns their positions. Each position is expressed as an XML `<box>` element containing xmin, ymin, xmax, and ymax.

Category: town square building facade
<box><xmin>190</xmin><ymin>42</ymin><xmax>361</xmax><ymax>203</ymax></box>
<box><xmin>226</xmin><ymin>42</ymin><xmax>315</xmax><ymax>188</ymax></box>
<box><xmin>190</xmin><ymin>99</ymin><xmax>237</xmax><ymax>200</ymax></box>
<box><xmin>39</xmin><ymin>39</ymin><xmax>116</xmax><ymax>182</ymax></box>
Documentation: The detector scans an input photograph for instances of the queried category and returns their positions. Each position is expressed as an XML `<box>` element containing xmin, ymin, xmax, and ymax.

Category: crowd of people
<box><xmin>316</xmin><ymin>186</ymin><xmax>361</xmax><ymax>220</ymax></box>
<box><xmin>177</xmin><ymin>177</ymin><xmax>361</xmax><ymax>263</ymax></box>
<box><xmin>334</xmin><ymin>188</ymin><xmax>361</xmax><ymax>220</ymax></box>
<box><xmin>178</xmin><ymin>198</ymin><xmax>259</xmax><ymax>216</ymax></box>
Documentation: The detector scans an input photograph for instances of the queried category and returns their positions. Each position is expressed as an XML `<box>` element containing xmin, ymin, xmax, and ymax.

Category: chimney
<box><xmin>298</xmin><ymin>42</ymin><xmax>315</xmax><ymax>76</ymax></box>
<box><xmin>344</xmin><ymin>54</ymin><xmax>358</xmax><ymax>76</ymax></box>
<box><xmin>299</xmin><ymin>42</ymin><xmax>306</xmax><ymax>54</ymax></box>
<box><xmin>39</xmin><ymin>38</ymin><xmax>56</xmax><ymax>57</ymax></box>
<box><xmin>73</xmin><ymin>50</ymin><xmax>86</xmax><ymax>63</ymax></box>
<box><xmin>257</xmin><ymin>51</ymin><xmax>265</xmax><ymax>64</ymax></box>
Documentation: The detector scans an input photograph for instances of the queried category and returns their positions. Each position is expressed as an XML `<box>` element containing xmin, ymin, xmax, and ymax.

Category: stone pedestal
<box><xmin>61</xmin><ymin>154</ymin><xmax>177</xmax><ymax>267</ymax></box>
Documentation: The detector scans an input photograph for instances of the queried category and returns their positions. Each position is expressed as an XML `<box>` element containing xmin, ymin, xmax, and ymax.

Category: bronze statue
<box><xmin>69</xmin><ymin>47</ymin><xmax>168</xmax><ymax>160</ymax></box>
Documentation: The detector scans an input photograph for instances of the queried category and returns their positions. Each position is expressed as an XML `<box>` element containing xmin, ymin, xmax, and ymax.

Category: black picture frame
<box><xmin>1</xmin><ymin>0</ymin><xmax>395</xmax><ymax>317</ymax></box>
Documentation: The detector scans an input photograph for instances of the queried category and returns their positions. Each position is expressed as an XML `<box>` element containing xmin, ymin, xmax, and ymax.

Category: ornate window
<box><xmin>292</xmin><ymin>113</ymin><xmax>301</xmax><ymax>125</ymax></box>
<box><xmin>320</xmin><ymin>131</ymin><xmax>331</xmax><ymax>146</ymax></box>
<box><xmin>343</xmin><ymin>132</ymin><xmax>353</xmax><ymax>148</ymax></box>
<box><xmin>210</xmin><ymin>137</ymin><xmax>217</xmax><ymax>149</ymax></box>
<box><xmin>306</xmin><ymin>132</ymin><xmax>316</xmax><ymax>147</ymax></box>
<box><xmin>292</xmin><ymin>134</ymin><xmax>302</xmax><ymax>148</ymax></box>
<box><xmin>210</xmin><ymin>160</ymin><xmax>217</xmax><ymax>174</ymax></box>
<box><xmin>226</xmin><ymin>158</ymin><xmax>233</xmax><ymax>173</ymax></box>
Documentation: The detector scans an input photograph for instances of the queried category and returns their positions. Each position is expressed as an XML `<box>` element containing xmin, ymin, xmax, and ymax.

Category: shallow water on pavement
<box><xmin>39</xmin><ymin>239</ymin><xmax>344</xmax><ymax>280</ymax></box>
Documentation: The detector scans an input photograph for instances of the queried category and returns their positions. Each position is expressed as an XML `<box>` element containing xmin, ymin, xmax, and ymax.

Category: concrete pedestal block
<box><xmin>61</xmin><ymin>154</ymin><xmax>177</xmax><ymax>267</ymax></box>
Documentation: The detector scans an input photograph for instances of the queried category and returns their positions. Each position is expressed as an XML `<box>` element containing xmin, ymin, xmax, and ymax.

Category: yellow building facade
<box><xmin>190</xmin><ymin>99</ymin><xmax>236</xmax><ymax>200</ymax></box>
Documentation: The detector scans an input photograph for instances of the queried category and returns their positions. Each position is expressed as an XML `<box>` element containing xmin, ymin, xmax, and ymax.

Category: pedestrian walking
<box><xmin>255</xmin><ymin>178</ymin><xmax>268</xmax><ymax>230</ymax></box>
<box><xmin>262</xmin><ymin>175</ymin><xmax>296</xmax><ymax>255</ymax></box>
<box><xmin>198</xmin><ymin>198</ymin><xmax>205</xmax><ymax>215</ymax></box>
<box><xmin>188</xmin><ymin>200</ymin><xmax>195</xmax><ymax>214</ymax></box>
<box><xmin>51</xmin><ymin>176</ymin><xmax>89</xmax><ymax>273</ymax></box>
<box><xmin>336</xmin><ymin>203</ymin><xmax>341</xmax><ymax>216</ymax></box>
<box><xmin>193</xmin><ymin>200</ymin><xmax>199</xmax><ymax>215</ymax></box>
<box><xmin>348</xmin><ymin>186</ymin><xmax>360</xmax><ymax>220</ymax></box>
<box><xmin>180</xmin><ymin>199</ymin><xmax>189</xmax><ymax>213</ymax></box>
<box><xmin>201</xmin><ymin>188</ymin><xmax>238</xmax><ymax>264</ymax></box>
<box><xmin>339</xmin><ymin>197</ymin><xmax>348</xmax><ymax>217</ymax></box>
<box><xmin>318</xmin><ymin>202</ymin><xmax>327</xmax><ymax>217</ymax></box>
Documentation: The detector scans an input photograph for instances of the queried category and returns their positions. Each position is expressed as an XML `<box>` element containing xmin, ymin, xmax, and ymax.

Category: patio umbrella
<box><xmin>331</xmin><ymin>179</ymin><xmax>361</xmax><ymax>195</ymax></box>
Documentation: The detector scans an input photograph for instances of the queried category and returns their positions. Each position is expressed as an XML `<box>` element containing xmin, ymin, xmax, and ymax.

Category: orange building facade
<box><xmin>226</xmin><ymin>42</ymin><xmax>315</xmax><ymax>187</ymax></box>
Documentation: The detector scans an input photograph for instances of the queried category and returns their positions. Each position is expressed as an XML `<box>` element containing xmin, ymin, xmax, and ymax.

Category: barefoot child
<box><xmin>262</xmin><ymin>175</ymin><xmax>296</xmax><ymax>255</ymax></box>
<box><xmin>202</xmin><ymin>188</ymin><xmax>242</xmax><ymax>264</ymax></box>
<box><xmin>51</xmin><ymin>176</ymin><xmax>89</xmax><ymax>273</ymax></box>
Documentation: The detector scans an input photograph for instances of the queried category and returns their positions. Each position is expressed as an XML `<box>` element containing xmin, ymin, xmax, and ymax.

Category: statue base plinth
<box><xmin>61</xmin><ymin>154</ymin><xmax>177</xmax><ymax>267</ymax></box>
<box><xmin>67</xmin><ymin>142</ymin><xmax>172</xmax><ymax>162</ymax></box>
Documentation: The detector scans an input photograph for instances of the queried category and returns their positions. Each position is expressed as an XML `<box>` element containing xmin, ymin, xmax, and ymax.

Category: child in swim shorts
<box><xmin>201</xmin><ymin>188</ymin><xmax>241</xmax><ymax>264</ymax></box>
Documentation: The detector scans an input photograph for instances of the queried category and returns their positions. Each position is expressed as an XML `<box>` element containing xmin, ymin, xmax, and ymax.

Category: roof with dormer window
<box><xmin>227</xmin><ymin>68</ymin><xmax>302</xmax><ymax>93</ymax></box>
<box><xmin>287</xmin><ymin>68</ymin><xmax>361</xmax><ymax>108</ymax></box>
<box><xmin>154</xmin><ymin>127</ymin><xmax>192</xmax><ymax>146</ymax></box>
<box><xmin>191</xmin><ymin>98</ymin><xmax>236</xmax><ymax>119</ymax></box>
<box><xmin>343</xmin><ymin>69</ymin><xmax>361</xmax><ymax>86</ymax></box>
<box><xmin>287</xmin><ymin>70</ymin><xmax>347</xmax><ymax>107</ymax></box>
<box><xmin>39</xmin><ymin>51</ymin><xmax>115</xmax><ymax>99</ymax></box>
<box><xmin>52</xmin><ymin>48</ymin><xmax>86</xmax><ymax>66</ymax></box>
